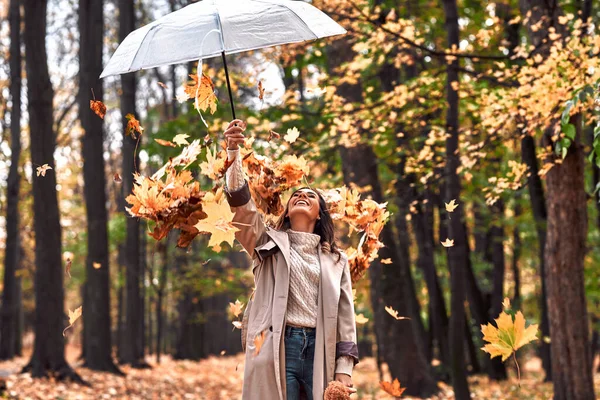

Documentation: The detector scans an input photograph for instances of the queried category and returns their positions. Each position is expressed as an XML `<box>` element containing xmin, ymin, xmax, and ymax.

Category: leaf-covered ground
<box><xmin>0</xmin><ymin>345</ymin><xmax>598</xmax><ymax>399</ymax></box>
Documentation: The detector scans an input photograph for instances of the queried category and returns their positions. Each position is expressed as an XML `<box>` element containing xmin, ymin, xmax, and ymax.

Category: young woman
<box><xmin>223</xmin><ymin>119</ymin><xmax>359</xmax><ymax>400</ymax></box>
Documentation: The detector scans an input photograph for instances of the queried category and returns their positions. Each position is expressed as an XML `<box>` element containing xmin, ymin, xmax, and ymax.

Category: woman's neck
<box><xmin>290</xmin><ymin>218</ymin><xmax>316</xmax><ymax>233</ymax></box>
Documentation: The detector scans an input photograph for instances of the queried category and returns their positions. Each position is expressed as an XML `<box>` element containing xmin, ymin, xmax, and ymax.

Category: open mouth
<box><xmin>295</xmin><ymin>199</ymin><xmax>310</xmax><ymax>206</ymax></box>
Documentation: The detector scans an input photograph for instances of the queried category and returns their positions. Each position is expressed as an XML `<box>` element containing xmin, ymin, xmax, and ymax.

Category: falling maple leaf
<box><xmin>481</xmin><ymin>310</ymin><xmax>538</xmax><ymax>362</ymax></box>
<box><xmin>385</xmin><ymin>306</ymin><xmax>410</xmax><ymax>320</ymax></box>
<box><xmin>173</xmin><ymin>133</ymin><xmax>190</xmax><ymax>147</ymax></box>
<box><xmin>445</xmin><ymin>199</ymin><xmax>459</xmax><ymax>212</ymax></box>
<box><xmin>113</xmin><ymin>173</ymin><xmax>122</xmax><ymax>183</ymax></box>
<box><xmin>258</xmin><ymin>80</ymin><xmax>265</xmax><ymax>101</ymax></box>
<box><xmin>36</xmin><ymin>164</ymin><xmax>52</xmax><ymax>177</ymax></box>
<box><xmin>65</xmin><ymin>258</ymin><xmax>72</xmax><ymax>278</ymax></box>
<box><xmin>155</xmin><ymin>138</ymin><xmax>177</xmax><ymax>147</ymax></box>
<box><xmin>232</xmin><ymin>321</ymin><xmax>243</xmax><ymax>330</ymax></box>
<box><xmin>184</xmin><ymin>73</ymin><xmax>217</xmax><ymax>114</ymax></box>
<box><xmin>284</xmin><ymin>126</ymin><xmax>300</xmax><ymax>143</ymax></box>
<box><xmin>355</xmin><ymin>313</ymin><xmax>369</xmax><ymax>324</ymax></box>
<box><xmin>253</xmin><ymin>330</ymin><xmax>266</xmax><ymax>356</ymax></box>
<box><xmin>194</xmin><ymin>194</ymin><xmax>239</xmax><ymax>250</ymax></box>
<box><xmin>125</xmin><ymin>113</ymin><xmax>144</xmax><ymax>139</ymax></box>
<box><xmin>90</xmin><ymin>99</ymin><xmax>107</xmax><ymax>119</ymax></box>
<box><xmin>63</xmin><ymin>306</ymin><xmax>82</xmax><ymax>337</ymax></box>
<box><xmin>441</xmin><ymin>238</ymin><xmax>454</xmax><ymax>247</ymax></box>
<box><xmin>381</xmin><ymin>258</ymin><xmax>393</xmax><ymax>264</ymax></box>
<box><xmin>93</xmin><ymin>262</ymin><xmax>101</xmax><ymax>269</ymax></box>
<box><xmin>229</xmin><ymin>299</ymin><xmax>244</xmax><ymax>318</ymax></box>
<box><xmin>380</xmin><ymin>378</ymin><xmax>406</xmax><ymax>397</ymax></box>
<box><xmin>158</xmin><ymin>81</ymin><xmax>168</xmax><ymax>89</ymax></box>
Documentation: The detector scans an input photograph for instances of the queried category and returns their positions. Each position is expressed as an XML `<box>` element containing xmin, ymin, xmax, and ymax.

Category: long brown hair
<box><xmin>275</xmin><ymin>187</ymin><xmax>341</xmax><ymax>260</ymax></box>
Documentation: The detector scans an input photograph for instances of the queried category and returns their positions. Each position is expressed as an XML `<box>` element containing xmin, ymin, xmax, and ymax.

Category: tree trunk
<box><xmin>78</xmin><ymin>0</ymin><xmax>121</xmax><ymax>374</ymax></box>
<box><xmin>440</xmin><ymin>0</ymin><xmax>470</xmax><ymax>397</ymax></box>
<box><xmin>118</xmin><ymin>0</ymin><xmax>145</xmax><ymax>368</ymax></box>
<box><xmin>544</xmin><ymin>115</ymin><xmax>594</xmax><ymax>400</ymax></box>
<box><xmin>0</xmin><ymin>0</ymin><xmax>23</xmax><ymax>361</ymax></box>
<box><xmin>21</xmin><ymin>0</ymin><xmax>82</xmax><ymax>382</ymax></box>
<box><xmin>521</xmin><ymin>134</ymin><xmax>552</xmax><ymax>380</ymax></box>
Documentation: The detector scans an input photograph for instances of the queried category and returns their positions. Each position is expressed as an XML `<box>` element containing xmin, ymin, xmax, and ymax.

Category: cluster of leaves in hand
<box><xmin>321</xmin><ymin>187</ymin><xmax>389</xmax><ymax>283</ymax></box>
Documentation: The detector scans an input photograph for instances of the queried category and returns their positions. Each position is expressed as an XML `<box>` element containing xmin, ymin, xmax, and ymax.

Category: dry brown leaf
<box><xmin>90</xmin><ymin>99</ymin><xmax>107</xmax><ymax>119</ymax></box>
<box><xmin>253</xmin><ymin>330</ymin><xmax>266</xmax><ymax>356</ymax></box>
<box><xmin>155</xmin><ymin>138</ymin><xmax>177</xmax><ymax>148</ymax></box>
<box><xmin>65</xmin><ymin>258</ymin><xmax>72</xmax><ymax>278</ymax></box>
<box><xmin>125</xmin><ymin>113</ymin><xmax>144</xmax><ymax>139</ymax></box>
<box><xmin>113</xmin><ymin>173</ymin><xmax>122</xmax><ymax>183</ymax></box>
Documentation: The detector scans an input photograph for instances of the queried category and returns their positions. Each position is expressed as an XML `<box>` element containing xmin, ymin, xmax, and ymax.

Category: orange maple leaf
<box><xmin>90</xmin><ymin>99</ymin><xmax>107</xmax><ymax>119</ymax></box>
<box><xmin>125</xmin><ymin>113</ymin><xmax>144</xmax><ymax>139</ymax></box>
<box><xmin>380</xmin><ymin>378</ymin><xmax>406</xmax><ymax>397</ymax></box>
<box><xmin>184</xmin><ymin>73</ymin><xmax>217</xmax><ymax>114</ymax></box>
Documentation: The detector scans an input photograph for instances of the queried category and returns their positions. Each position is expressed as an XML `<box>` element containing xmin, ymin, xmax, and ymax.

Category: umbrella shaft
<box><xmin>221</xmin><ymin>51</ymin><xmax>236</xmax><ymax>120</ymax></box>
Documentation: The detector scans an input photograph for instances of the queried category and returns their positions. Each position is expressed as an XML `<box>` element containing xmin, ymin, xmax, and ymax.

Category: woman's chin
<box><xmin>288</xmin><ymin>209</ymin><xmax>318</xmax><ymax>223</ymax></box>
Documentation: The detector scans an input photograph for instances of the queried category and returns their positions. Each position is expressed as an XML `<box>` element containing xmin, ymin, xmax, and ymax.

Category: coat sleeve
<box><xmin>335</xmin><ymin>254</ymin><xmax>359</xmax><ymax>371</ymax></box>
<box><xmin>225</xmin><ymin>180</ymin><xmax>269</xmax><ymax>258</ymax></box>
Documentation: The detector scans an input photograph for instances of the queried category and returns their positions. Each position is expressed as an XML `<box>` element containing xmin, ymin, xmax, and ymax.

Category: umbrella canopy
<box><xmin>100</xmin><ymin>0</ymin><xmax>346</xmax><ymax>79</ymax></box>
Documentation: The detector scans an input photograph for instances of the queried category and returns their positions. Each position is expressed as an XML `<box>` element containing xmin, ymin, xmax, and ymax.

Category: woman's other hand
<box><xmin>334</xmin><ymin>373</ymin><xmax>357</xmax><ymax>394</ymax></box>
<box><xmin>224</xmin><ymin>119</ymin><xmax>246</xmax><ymax>150</ymax></box>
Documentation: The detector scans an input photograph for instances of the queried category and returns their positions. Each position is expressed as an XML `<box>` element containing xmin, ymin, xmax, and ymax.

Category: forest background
<box><xmin>0</xmin><ymin>0</ymin><xmax>599</xmax><ymax>399</ymax></box>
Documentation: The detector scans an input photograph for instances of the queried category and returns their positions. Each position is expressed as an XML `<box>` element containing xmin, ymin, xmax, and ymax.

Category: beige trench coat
<box><xmin>226</xmin><ymin>183</ymin><xmax>359</xmax><ymax>400</ymax></box>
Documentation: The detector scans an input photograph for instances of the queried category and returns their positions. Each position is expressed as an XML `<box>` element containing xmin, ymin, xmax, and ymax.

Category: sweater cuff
<box><xmin>335</xmin><ymin>356</ymin><xmax>354</xmax><ymax>376</ymax></box>
<box><xmin>225</xmin><ymin>148</ymin><xmax>245</xmax><ymax>192</ymax></box>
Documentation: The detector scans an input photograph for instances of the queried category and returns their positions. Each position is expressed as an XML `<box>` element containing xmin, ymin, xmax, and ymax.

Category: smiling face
<box><xmin>287</xmin><ymin>188</ymin><xmax>321</xmax><ymax>223</ymax></box>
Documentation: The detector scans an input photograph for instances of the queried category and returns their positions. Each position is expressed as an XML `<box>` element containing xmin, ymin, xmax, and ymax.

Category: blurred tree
<box><xmin>21</xmin><ymin>0</ymin><xmax>81</xmax><ymax>382</ymax></box>
<box><xmin>78</xmin><ymin>0</ymin><xmax>122</xmax><ymax>374</ymax></box>
<box><xmin>0</xmin><ymin>0</ymin><xmax>23</xmax><ymax>361</ymax></box>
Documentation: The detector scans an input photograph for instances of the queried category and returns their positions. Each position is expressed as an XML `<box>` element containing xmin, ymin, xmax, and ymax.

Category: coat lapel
<box><xmin>313</xmin><ymin>247</ymin><xmax>345</xmax><ymax>398</ymax></box>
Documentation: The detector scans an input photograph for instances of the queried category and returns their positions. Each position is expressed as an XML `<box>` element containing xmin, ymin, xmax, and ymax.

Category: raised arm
<box><xmin>224</xmin><ymin>120</ymin><xmax>268</xmax><ymax>255</ymax></box>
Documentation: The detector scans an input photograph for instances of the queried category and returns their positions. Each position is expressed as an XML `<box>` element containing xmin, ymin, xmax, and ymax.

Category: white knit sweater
<box><xmin>226</xmin><ymin>149</ymin><xmax>354</xmax><ymax>376</ymax></box>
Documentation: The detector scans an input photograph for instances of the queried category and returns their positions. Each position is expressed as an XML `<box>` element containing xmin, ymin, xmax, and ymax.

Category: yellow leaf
<box><xmin>199</xmin><ymin>146</ymin><xmax>226</xmax><ymax>180</ymax></box>
<box><xmin>445</xmin><ymin>199</ymin><xmax>459</xmax><ymax>212</ymax></box>
<box><xmin>194</xmin><ymin>196</ymin><xmax>239</xmax><ymax>251</ymax></box>
<box><xmin>36</xmin><ymin>164</ymin><xmax>52</xmax><ymax>177</ymax></box>
<box><xmin>380</xmin><ymin>378</ymin><xmax>406</xmax><ymax>397</ymax></box>
<box><xmin>481</xmin><ymin>310</ymin><xmax>538</xmax><ymax>362</ymax></box>
<box><xmin>385</xmin><ymin>305</ymin><xmax>410</xmax><ymax>320</ymax></box>
<box><xmin>173</xmin><ymin>133</ymin><xmax>190</xmax><ymax>147</ymax></box>
<box><xmin>441</xmin><ymin>238</ymin><xmax>454</xmax><ymax>247</ymax></box>
<box><xmin>229</xmin><ymin>299</ymin><xmax>244</xmax><ymax>318</ymax></box>
<box><xmin>355</xmin><ymin>313</ymin><xmax>369</xmax><ymax>324</ymax></box>
<box><xmin>284</xmin><ymin>127</ymin><xmax>300</xmax><ymax>143</ymax></box>
<box><xmin>232</xmin><ymin>321</ymin><xmax>243</xmax><ymax>330</ymax></box>
<box><xmin>63</xmin><ymin>306</ymin><xmax>82</xmax><ymax>337</ymax></box>
<box><xmin>93</xmin><ymin>262</ymin><xmax>101</xmax><ymax>269</ymax></box>
<box><xmin>381</xmin><ymin>258</ymin><xmax>393</xmax><ymax>264</ymax></box>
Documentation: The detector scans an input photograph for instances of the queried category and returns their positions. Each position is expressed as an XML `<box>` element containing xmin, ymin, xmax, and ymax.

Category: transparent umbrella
<box><xmin>100</xmin><ymin>0</ymin><xmax>346</xmax><ymax>119</ymax></box>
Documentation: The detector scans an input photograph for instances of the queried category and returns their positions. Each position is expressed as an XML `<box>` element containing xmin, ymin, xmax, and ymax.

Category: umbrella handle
<box><xmin>221</xmin><ymin>51</ymin><xmax>236</xmax><ymax>120</ymax></box>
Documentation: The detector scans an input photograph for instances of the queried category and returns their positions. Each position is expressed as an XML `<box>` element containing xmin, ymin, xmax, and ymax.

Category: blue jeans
<box><xmin>284</xmin><ymin>325</ymin><xmax>316</xmax><ymax>400</ymax></box>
